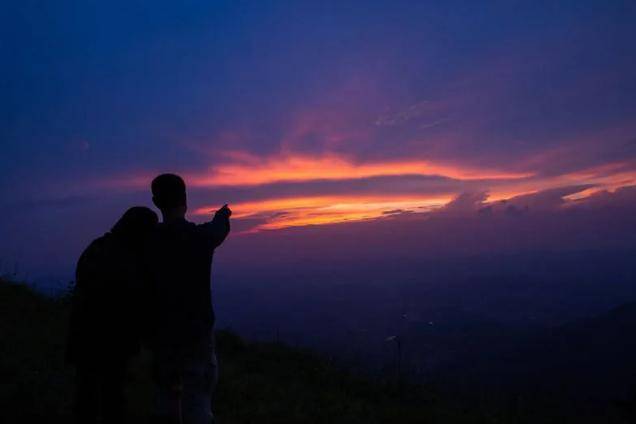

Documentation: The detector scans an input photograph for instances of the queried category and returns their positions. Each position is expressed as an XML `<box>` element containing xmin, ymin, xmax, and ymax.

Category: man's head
<box><xmin>152</xmin><ymin>173</ymin><xmax>187</xmax><ymax>217</ymax></box>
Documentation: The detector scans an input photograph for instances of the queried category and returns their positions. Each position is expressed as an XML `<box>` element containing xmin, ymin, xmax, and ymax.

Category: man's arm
<box><xmin>198</xmin><ymin>204</ymin><xmax>231</xmax><ymax>249</ymax></box>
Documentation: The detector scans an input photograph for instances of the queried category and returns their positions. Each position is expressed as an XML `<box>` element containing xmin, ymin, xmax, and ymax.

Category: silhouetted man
<box><xmin>67</xmin><ymin>206</ymin><xmax>158</xmax><ymax>424</ymax></box>
<box><xmin>149</xmin><ymin>173</ymin><xmax>231</xmax><ymax>424</ymax></box>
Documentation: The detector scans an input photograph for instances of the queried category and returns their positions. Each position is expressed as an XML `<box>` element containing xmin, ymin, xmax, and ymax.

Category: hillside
<box><xmin>3</xmin><ymin>276</ymin><xmax>635</xmax><ymax>423</ymax></box>
<box><xmin>0</xmin><ymin>277</ymin><xmax>469</xmax><ymax>423</ymax></box>
<box><xmin>426</xmin><ymin>300</ymin><xmax>636</xmax><ymax>422</ymax></box>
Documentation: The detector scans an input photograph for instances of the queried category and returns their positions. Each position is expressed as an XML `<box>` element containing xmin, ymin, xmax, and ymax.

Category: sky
<box><xmin>2</xmin><ymin>1</ymin><xmax>636</xmax><ymax>280</ymax></box>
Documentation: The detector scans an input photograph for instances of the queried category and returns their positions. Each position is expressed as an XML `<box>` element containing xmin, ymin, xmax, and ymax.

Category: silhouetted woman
<box><xmin>67</xmin><ymin>206</ymin><xmax>158</xmax><ymax>424</ymax></box>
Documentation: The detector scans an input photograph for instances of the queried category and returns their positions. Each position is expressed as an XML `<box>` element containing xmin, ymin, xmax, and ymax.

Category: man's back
<box><xmin>149</xmin><ymin>174</ymin><xmax>231</xmax><ymax>423</ymax></box>
<box><xmin>150</xmin><ymin>215</ymin><xmax>229</xmax><ymax>347</ymax></box>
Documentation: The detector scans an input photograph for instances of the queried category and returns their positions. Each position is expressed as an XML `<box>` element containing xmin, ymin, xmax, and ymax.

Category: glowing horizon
<box><xmin>70</xmin><ymin>149</ymin><xmax>636</xmax><ymax>232</ymax></box>
<box><xmin>186</xmin><ymin>152</ymin><xmax>636</xmax><ymax>231</ymax></box>
<box><xmin>187</xmin><ymin>151</ymin><xmax>534</xmax><ymax>187</ymax></box>
<box><xmin>194</xmin><ymin>194</ymin><xmax>454</xmax><ymax>231</ymax></box>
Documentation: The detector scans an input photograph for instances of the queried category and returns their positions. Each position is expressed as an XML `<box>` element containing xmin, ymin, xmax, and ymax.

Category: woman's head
<box><xmin>111</xmin><ymin>206</ymin><xmax>158</xmax><ymax>242</ymax></box>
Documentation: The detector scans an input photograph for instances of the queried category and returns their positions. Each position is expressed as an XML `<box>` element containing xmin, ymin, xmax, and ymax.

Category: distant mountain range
<box><xmin>427</xmin><ymin>300</ymin><xmax>636</xmax><ymax>412</ymax></box>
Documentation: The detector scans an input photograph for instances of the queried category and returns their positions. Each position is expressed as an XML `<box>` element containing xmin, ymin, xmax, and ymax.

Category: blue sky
<box><xmin>2</xmin><ymin>1</ymin><xmax>636</xmax><ymax>279</ymax></box>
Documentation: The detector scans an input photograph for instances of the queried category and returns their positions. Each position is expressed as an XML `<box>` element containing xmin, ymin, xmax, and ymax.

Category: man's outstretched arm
<box><xmin>199</xmin><ymin>204</ymin><xmax>231</xmax><ymax>249</ymax></box>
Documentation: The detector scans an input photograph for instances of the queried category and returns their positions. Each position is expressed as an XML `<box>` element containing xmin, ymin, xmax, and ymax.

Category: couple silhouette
<box><xmin>67</xmin><ymin>173</ymin><xmax>231</xmax><ymax>424</ymax></box>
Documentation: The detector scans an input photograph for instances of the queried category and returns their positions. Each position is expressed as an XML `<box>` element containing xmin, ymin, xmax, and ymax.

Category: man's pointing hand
<box><xmin>216</xmin><ymin>204</ymin><xmax>232</xmax><ymax>219</ymax></box>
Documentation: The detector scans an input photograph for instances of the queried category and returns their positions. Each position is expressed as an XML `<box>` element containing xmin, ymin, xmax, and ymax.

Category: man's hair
<box><xmin>152</xmin><ymin>173</ymin><xmax>187</xmax><ymax>210</ymax></box>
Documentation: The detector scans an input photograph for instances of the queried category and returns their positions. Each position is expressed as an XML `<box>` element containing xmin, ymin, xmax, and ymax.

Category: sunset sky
<box><xmin>2</xmin><ymin>1</ymin><xmax>636</xmax><ymax>279</ymax></box>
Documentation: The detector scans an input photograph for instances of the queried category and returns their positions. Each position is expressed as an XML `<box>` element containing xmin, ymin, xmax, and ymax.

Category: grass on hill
<box><xmin>1</xmin><ymin>276</ymin><xmax>614</xmax><ymax>423</ymax></box>
<box><xmin>0</xmin><ymin>277</ymin><xmax>477</xmax><ymax>423</ymax></box>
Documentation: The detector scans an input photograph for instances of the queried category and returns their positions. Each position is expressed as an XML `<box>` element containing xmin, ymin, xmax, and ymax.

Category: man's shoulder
<box><xmin>183</xmin><ymin>219</ymin><xmax>198</xmax><ymax>229</ymax></box>
<box><xmin>157</xmin><ymin>218</ymin><xmax>197</xmax><ymax>228</ymax></box>
<box><xmin>156</xmin><ymin>219</ymin><xmax>197</xmax><ymax>232</ymax></box>
<box><xmin>153</xmin><ymin>220</ymin><xmax>201</xmax><ymax>243</ymax></box>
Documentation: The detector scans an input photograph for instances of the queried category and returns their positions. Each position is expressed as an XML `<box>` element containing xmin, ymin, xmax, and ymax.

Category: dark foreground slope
<box><xmin>0</xmin><ymin>278</ymin><xmax>469</xmax><ymax>424</ymax></box>
<box><xmin>2</xmin><ymin>277</ymin><xmax>635</xmax><ymax>423</ymax></box>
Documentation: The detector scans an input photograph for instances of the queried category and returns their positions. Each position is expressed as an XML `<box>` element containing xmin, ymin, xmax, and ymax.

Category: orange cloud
<box><xmin>486</xmin><ymin>162</ymin><xmax>636</xmax><ymax>203</ymax></box>
<box><xmin>186</xmin><ymin>152</ymin><xmax>636</xmax><ymax>231</ymax></box>
<box><xmin>195</xmin><ymin>194</ymin><xmax>454</xmax><ymax>231</ymax></box>
<box><xmin>188</xmin><ymin>151</ymin><xmax>533</xmax><ymax>187</ymax></box>
<box><xmin>83</xmin><ymin>151</ymin><xmax>636</xmax><ymax>232</ymax></box>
